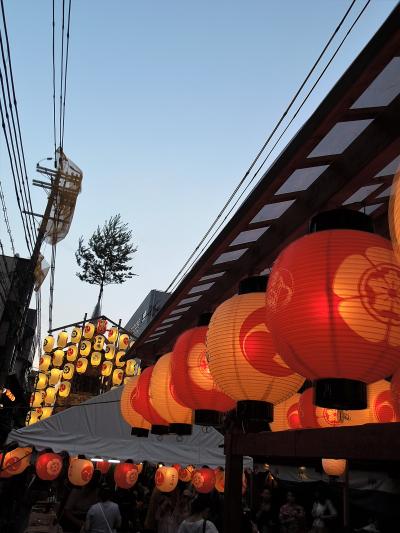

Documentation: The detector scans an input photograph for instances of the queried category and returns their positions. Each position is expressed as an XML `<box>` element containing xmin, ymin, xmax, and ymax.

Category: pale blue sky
<box><xmin>0</xmin><ymin>0</ymin><xmax>397</xmax><ymax>336</ymax></box>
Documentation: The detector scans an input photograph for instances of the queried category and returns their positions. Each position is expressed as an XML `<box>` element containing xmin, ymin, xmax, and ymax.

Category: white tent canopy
<box><xmin>8</xmin><ymin>388</ymin><xmax>251</xmax><ymax>468</ymax></box>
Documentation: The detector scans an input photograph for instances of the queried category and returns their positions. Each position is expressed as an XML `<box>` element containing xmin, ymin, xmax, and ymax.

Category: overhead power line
<box><xmin>0</xmin><ymin>181</ymin><xmax>15</xmax><ymax>255</ymax></box>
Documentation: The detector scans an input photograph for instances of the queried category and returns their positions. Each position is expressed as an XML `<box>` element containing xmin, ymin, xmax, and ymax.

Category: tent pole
<box><xmin>224</xmin><ymin>434</ymin><xmax>243</xmax><ymax>533</ymax></box>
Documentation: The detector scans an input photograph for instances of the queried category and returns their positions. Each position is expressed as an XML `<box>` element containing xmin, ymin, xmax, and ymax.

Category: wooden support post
<box><xmin>224</xmin><ymin>434</ymin><xmax>243</xmax><ymax>533</ymax></box>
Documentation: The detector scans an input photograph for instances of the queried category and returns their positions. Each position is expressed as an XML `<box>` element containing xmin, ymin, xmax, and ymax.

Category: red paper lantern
<box><xmin>322</xmin><ymin>459</ymin><xmax>347</xmax><ymax>477</ymax></box>
<box><xmin>68</xmin><ymin>458</ymin><xmax>94</xmax><ymax>486</ymax></box>
<box><xmin>114</xmin><ymin>463</ymin><xmax>139</xmax><ymax>489</ymax></box>
<box><xmin>120</xmin><ymin>377</ymin><xmax>150</xmax><ymax>437</ymax></box>
<box><xmin>0</xmin><ymin>447</ymin><xmax>32</xmax><ymax>478</ymax></box>
<box><xmin>391</xmin><ymin>369</ymin><xmax>400</xmax><ymax>416</ymax></box>
<box><xmin>171</xmin><ymin>317</ymin><xmax>235</xmax><ymax>426</ymax></box>
<box><xmin>179</xmin><ymin>465</ymin><xmax>194</xmax><ymax>482</ymax></box>
<box><xmin>132</xmin><ymin>366</ymin><xmax>169</xmax><ymax>434</ymax></box>
<box><xmin>369</xmin><ymin>380</ymin><xmax>400</xmax><ymax>423</ymax></box>
<box><xmin>96</xmin><ymin>319</ymin><xmax>108</xmax><ymax>335</ymax></box>
<box><xmin>191</xmin><ymin>468</ymin><xmax>216</xmax><ymax>494</ymax></box>
<box><xmin>266</xmin><ymin>209</ymin><xmax>400</xmax><ymax>410</ymax></box>
<box><xmin>155</xmin><ymin>466</ymin><xmax>179</xmax><ymax>493</ymax></box>
<box><xmin>214</xmin><ymin>469</ymin><xmax>246</xmax><ymax>495</ymax></box>
<box><xmin>270</xmin><ymin>393</ymin><xmax>302</xmax><ymax>432</ymax></box>
<box><xmin>36</xmin><ymin>452</ymin><xmax>63</xmax><ymax>481</ymax></box>
<box><xmin>95</xmin><ymin>461</ymin><xmax>111</xmax><ymax>475</ymax></box>
<box><xmin>172</xmin><ymin>463</ymin><xmax>181</xmax><ymax>474</ymax></box>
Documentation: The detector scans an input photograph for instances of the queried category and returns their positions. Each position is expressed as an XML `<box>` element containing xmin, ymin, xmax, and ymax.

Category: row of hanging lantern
<box><xmin>121</xmin><ymin>208</ymin><xmax>400</xmax><ymax>436</ymax></box>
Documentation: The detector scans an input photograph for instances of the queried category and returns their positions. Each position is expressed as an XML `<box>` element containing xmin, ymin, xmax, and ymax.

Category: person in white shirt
<box><xmin>177</xmin><ymin>494</ymin><xmax>219</xmax><ymax>533</ymax></box>
<box><xmin>85</xmin><ymin>485</ymin><xmax>121</xmax><ymax>533</ymax></box>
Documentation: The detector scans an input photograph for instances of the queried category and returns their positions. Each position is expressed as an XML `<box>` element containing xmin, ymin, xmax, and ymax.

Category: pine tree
<box><xmin>75</xmin><ymin>214</ymin><xmax>137</xmax><ymax>313</ymax></box>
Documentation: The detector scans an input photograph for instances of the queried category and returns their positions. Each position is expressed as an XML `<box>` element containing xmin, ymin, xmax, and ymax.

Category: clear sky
<box><xmin>0</xmin><ymin>0</ymin><xmax>397</xmax><ymax>343</ymax></box>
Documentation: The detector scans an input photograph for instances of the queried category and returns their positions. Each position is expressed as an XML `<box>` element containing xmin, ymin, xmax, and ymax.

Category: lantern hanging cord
<box><xmin>165</xmin><ymin>0</ymin><xmax>367</xmax><ymax>293</ymax></box>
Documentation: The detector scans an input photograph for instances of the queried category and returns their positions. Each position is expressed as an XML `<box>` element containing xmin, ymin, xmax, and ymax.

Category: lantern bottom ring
<box><xmin>131</xmin><ymin>428</ymin><xmax>149</xmax><ymax>438</ymax></box>
<box><xmin>314</xmin><ymin>378</ymin><xmax>367</xmax><ymax>410</ymax></box>
<box><xmin>151</xmin><ymin>425</ymin><xmax>170</xmax><ymax>436</ymax></box>
<box><xmin>194</xmin><ymin>409</ymin><xmax>223</xmax><ymax>427</ymax></box>
<box><xmin>169</xmin><ymin>423</ymin><xmax>192</xmax><ymax>436</ymax></box>
<box><xmin>237</xmin><ymin>400</ymin><xmax>273</xmax><ymax>432</ymax></box>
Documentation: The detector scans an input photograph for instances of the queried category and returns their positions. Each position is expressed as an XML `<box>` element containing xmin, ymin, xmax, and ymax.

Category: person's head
<box><xmin>261</xmin><ymin>488</ymin><xmax>272</xmax><ymax>502</ymax></box>
<box><xmin>190</xmin><ymin>494</ymin><xmax>212</xmax><ymax>518</ymax></box>
<box><xmin>286</xmin><ymin>491</ymin><xmax>296</xmax><ymax>504</ymax></box>
<box><xmin>314</xmin><ymin>487</ymin><xmax>328</xmax><ymax>504</ymax></box>
<box><xmin>99</xmin><ymin>484</ymin><xmax>113</xmax><ymax>502</ymax></box>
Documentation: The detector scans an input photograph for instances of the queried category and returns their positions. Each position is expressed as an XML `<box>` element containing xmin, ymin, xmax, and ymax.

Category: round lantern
<box><xmin>270</xmin><ymin>393</ymin><xmax>302</xmax><ymax>432</ymax></box>
<box><xmin>96</xmin><ymin>319</ymin><xmax>108</xmax><ymax>334</ymax></box>
<box><xmin>105</xmin><ymin>344</ymin><xmax>115</xmax><ymax>360</ymax></box>
<box><xmin>322</xmin><ymin>458</ymin><xmax>347</xmax><ymax>477</ymax></box>
<box><xmin>49</xmin><ymin>368</ymin><xmax>62</xmax><ymax>386</ymax></box>
<box><xmin>191</xmin><ymin>468</ymin><xmax>216</xmax><ymax>493</ymax></box>
<box><xmin>115</xmin><ymin>351</ymin><xmax>126</xmax><ymax>368</ymax></box>
<box><xmin>94</xmin><ymin>335</ymin><xmax>105</xmax><ymax>351</ymax></box>
<box><xmin>71</xmin><ymin>326</ymin><xmax>82</xmax><ymax>344</ymax></box>
<box><xmin>68</xmin><ymin>458</ymin><xmax>94</xmax><ymax>486</ymax></box>
<box><xmin>150</xmin><ymin>353</ymin><xmax>193</xmax><ymax>435</ymax></box>
<box><xmin>125</xmin><ymin>359</ymin><xmax>136</xmax><ymax>376</ymax></box>
<box><xmin>391</xmin><ymin>368</ymin><xmax>400</xmax><ymax>415</ymax></box>
<box><xmin>44</xmin><ymin>387</ymin><xmax>57</xmax><ymax>405</ymax></box>
<box><xmin>41</xmin><ymin>406</ymin><xmax>53</xmax><ymax>419</ymax></box>
<box><xmin>266</xmin><ymin>209</ymin><xmax>400</xmax><ymax>410</ymax></box>
<box><xmin>368</xmin><ymin>379</ymin><xmax>400</xmax><ymax>423</ymax></box>
<box><xmin>52</xmin><ymin>349</ymin><xmax>64</xmax><ymax>368</ymax></box>
<box><xmin>101</xmin><ymin>361</ymin><xmax>113</xmax><ymax>377</ymax></box>
<box><xmin>66</xmin><ymin>345</ymin><xmax>78</xmax><ymax>362</ymax></box>
<box><xmin>112</xmin><ymin>368</ymin><xmax>124</xmax><ymax>386</ymax></box>
<box><xmin>31</xmin><ymin>391</ymin><xmax>45</xmax><ymax>407</ymax></box>
<box><xmin>39</xmin><ymin>354</ymin><xmax>51</xmax><ymax>372</ymax></box>
<box><xmin>83</xmin><ymin>322</ymin><xmax>95</xmax><ymax>339</ymax></box>
<box><xmin>389</xmin><ymin>162</ymin><xmax>400</xmax><ymax>262</ymax></box>
<box><xmin>80</xmin><ymin>340</ymin><xmax>91</xmax><ymax>357</ymax></box>
<box><xmin>114</xmin><ymin>463</ymin><xmax>139</xmax><ymax>489</ymax></box>
<box><xmin>108</xmin><ymin>327</ymin><xmax>118</xmax><ymax>343</ymax></box>
<box><xmin>120</xmin><ymin>377</ymin><xmax>150</xmax><ymax>437</ymax></box>
<box><xmin>132</xmin><ymin>366</ymin><xmax>169</xmax><ymax>435</ymax></box>
<box><xmin>207</xmin><ymin>276</ymin><xmax>304</xmax><ymax>430</ymax></box>
<box><xmin>155</xmin><ymin>466</ymin><xmax>179</xmax><ymax>493</ymax></box>
<box><xmin>76</xmin><ymin>357</ymin><xmax>88</xmax><ymax>374</ymax></box>
<box><xmin>59</xmin><ymin>381</ymin><xmax>71</xmax><ymax>398</ymax></box>
<box><xmin>36</xmin><ymin>373</ymin><xmax>48</xmax><ymax>390</ymax></box>
<box><xmin>43</xmin><ymin>335</ymin><xmax>55</xmax><ymax>353</ymax></box>
<box><xmin>62</xmin><ymin>363</ymin><xmax>75</xmax><ymax>380</ymax></box>
<box><xmin>136</xmin><ymin>463</ymin><xmax>143</xmax><ymax>474</ymax></box>
<box><xmin>215</xmin><ymin>468</ymin><xmax>225</xmax><ymax>493</ymax></box>
<box><xmin>1</xmin><ymin>447</ymin><xmax>32</xmax><ymax>477</ymax></box>
<box><xmin>179</xmin><ymin>465</ymin><xmax>194</xmax><ymax>482</ymax></box>
<box><xmin>118</xmin><ymin>333</ymin><xmax>130</xmax><ymax>350</ymax></box>
<box><xmin>57</xmin><ymin>330</ymin><xmax>69</xmax><ymax>348</ymax></box>
<box><xmin>27</xmin><ymin>409</ymin><xmax>41</xmax><ymax>425</ymax></box>
<box><xmin>171</xmin><ymin>314</ymin><xmax>236</xmax><ymax>426</ymax></box>
<box><xmin>95</xmin><ymin>461</ymin><xmax>110</xmax><ymax>474</ymax></box>
<box><xmin>91</xmin><ymin>351</ymin><xmax>102</xmax><ymax>367</ymax></box>
<box><xmin>36</xmin><ymin>452</ymin><xmax>63</xmax><ymax>481</ymax></box>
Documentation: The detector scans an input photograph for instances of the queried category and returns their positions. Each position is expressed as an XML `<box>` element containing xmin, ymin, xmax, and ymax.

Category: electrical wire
<box><xmin>61</xmin><ymin>0</ymin><xmax>71</xmax><ymax>149</ymax></box>
<box><xmin>0</xmin><ymin>180</ymin><xmax>15</xmax><ymax>255</ymax></box>
<box><xmin>52</xmin><ymin>0</ymin><xmax>56</xmax><ymax>162</ymax></box>
<box><xmin>59</xmin><ymin>0</ymin><xmax>65</xmax><ymax>149</ymax></box>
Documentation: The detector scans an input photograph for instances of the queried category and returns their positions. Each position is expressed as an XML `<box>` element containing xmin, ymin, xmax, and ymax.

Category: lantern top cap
<box><xmin>238</xmin><ymin>275</ymin><xmax>268</xmax><ymax>294</ymax></box>
<box><xmin>197</xmin><ymin>313</ymin><xmax>212</xmax><ymax>327</ymax></box>
<box><xmin>309</xmin><ymin>208</ymin><xmax>374</xmax><ymax>234</ymax></box>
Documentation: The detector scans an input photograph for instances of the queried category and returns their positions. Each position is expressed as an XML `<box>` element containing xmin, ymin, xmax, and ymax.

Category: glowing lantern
<box><xmin>270</xmin><ymin>393</ymin><xmax>302</xmax><ymax>432</ymax></box>
<box><xmin>101</xmin><ymin>361</ymin><xmax>113</xmax><ymax>377</ymax></box>
<box><xmin>265</xmin><ymin>209</ymin><xmax>400</xmax><ymax>410</ymax></box>
<box><xmin>391</xmin><ymin>369</ymin><xmax>400</xmax><ymax>415</ymax></box>
<box><xmin>36</xmin><ymin>452</ymin><xmax>63</xmax><ymax>481</ymax></box>
<box><xmin>66</xmin><ymin>345</ymin><xmax>78</xmax><ymax>362</ymax></box>
<box><xmin>52</xmin><ymin>349</ymin><xmax>64</xmax><ymax>368</ymax></box>
<box><xmin>44</xmin><ymin>387</ymin><xmax>57</xmax><ymax>405</ymax></box>
<box><xmin>155</xmin><ymin>466</ymin><xmax>179</xmax><ymax>493</ymax></box>
<box><xmin>150</xmin><ymin>353</ymin><xmax>193</xmax><ymax>434</ymax></box>
<box><xmin>62</xmin><ymin>363</ymin><xmax>75</xmax><ymax>380</ymax></box>
<box><xmin>39</xmin><ymin>354</ymin><xmax>51</xmax><ymax>372</ymax></box>
<box><xmin>71</xmin><ymin>327</ymin><xmax>82</xmax><ymax>344</ymax></box>
<box><xmin>368</xmin><ymin>379</ymin><xmax>400</xmax><ymax>423</ymax></box>
<box><xmin>120</xmin><ymin>377</ymin><xmax>150</xmax><ymax>436</ymax></box>
<box><xmin>49</xmin><ymin>368</ymin><xmax>62</xmax><ymax>386</ymax></box>
<box><xmin>27</xmin><ymin>410</ymin><xmax>41</xmax><ymax>425</ymax></box>
<box><xmin>91</xmin><ymin>352</ymin><xmax>102</xmax><ymax>367</ymax></box>
<box><xmin>108</xmin><ymin>327</ymin><xmax>118</xmax><ymax>343</ymax></box>
<box><xmin>96</xmin><ymin>319</ymin><xmax>108</xmax><ymax>334</ymax></box>
<box><xmin>83</xmin><ymin>322</ymin><xmax>95</xmax><ymax>339</ymax></box>
<box><xmin>191</xmin><ymin>468</ymin><xmax>216</xmax><ymax>494</ymax></box>
<box><xmin>389</xmin><ymin>162</ymin><xmax>400</xmax><ymax>262</ymax></box>
<box><xmin>114</xmin><ymin>463</ymin><xmax>139</xmax><ymax>489</ymax></box>
<box><xmin>36</xmin><ymin>373</ymin><xmax>48</xmax><ymax>390</ymax></box>
<box><xmin>125</xmin><ymin>359</ymin><xmax>136</xmax><ymax>376</ymax></box>
<box><xmin>112</xmin><ymin>369</ymin><xmax>124</xmax><ymax>386</ymax></box>
<box><xmin>179</xmin><ymin>465</ymin><xmax>194</xmax><ymax>482</ymax></box>
<box><xmin>59</xmin><ymin>381</ymin><xmax>71</xmax><ymax>398</ymax></box>
<box><xmin>95</xmin><ymin>461</ymin><xmax>110</xmax><ymax>474</ymax></box>
<box><xmin>132</xmin><ymin>366</ymin><xmax>169</xmax><ymax>434</ymax></box>
<box><xmin>115</xmin><ymin>351</ymin><xmax>126</xmax><ymax>368</ymax></box>
<box><xmin>208</xmin><ymin>276</ymin><xmax>304</xmax><ymax>430</ymax></box>
<box><xmin>215</xmin><ymin>469</ymin><xmax>225</xmax><ymax>493</ymax></box>
<box><xmin>118</xmin><ymin>333</ymin><xmax>130</xmax><ymax>350</ymax></box>
<box><xmin>171</xmin><ymin>315</ymin><xmax>236</xmax><ymax>426</ymax></box>
<box><xmin>322</xmin><ymin>459</ymin><xmax>347</xmax><ymax>477</ymax></box>
<box><xmin>80</xmin><ymin>340</ymin><xmax>91</xmax><ymax>357</ymax></box>
<box><xmin>41</xmin><ymin>406</ymin><xmax>53</xmax><ymax>419</ymax></box>
<box><xmin>136</xmin><ymin>463</ymin><xmax>143</xmax><ymax>474</ymax></box>
<box><xmin>0</xmin><ymin>447</ymin><xmax>32</xmax><ymax>477</ymax></box>
<box><xmin>57</xmin><ymin>330</ymin><xmax>69</xmax><ymax>348</ymax></box>
<box><xmin>76</xmin><ymin>357</ymin><xmax>88</xmax><ymax>374</ymax></box>
<box><xmin>31</xmin><ymin>391</ymin><xmax>45</xmax><ymax>407</ymax></box>
<box><xmin>94</xmin><ymin>335</ymin><xmax>105</xmax><ymax>351</ymax></box>
<box><xmin>43</xmin><ymin>335</ymin><xmax>55</xmax><ymax>353</ymax></box>
<box><xmin>68</xmin><ymin>458</ymin><xmax>94</xmax><ymax>486</ymax></box>
<box><xmin>105</xmin><ymin>344</ymin><xmax>115</xmax><ymax>360</ymax></box>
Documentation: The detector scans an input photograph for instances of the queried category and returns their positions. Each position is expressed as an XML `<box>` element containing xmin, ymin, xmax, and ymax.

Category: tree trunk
<box><xmin>92</xmin><ymin>283</ymin><xmax>104</xmax><ymax>318</ymax></box>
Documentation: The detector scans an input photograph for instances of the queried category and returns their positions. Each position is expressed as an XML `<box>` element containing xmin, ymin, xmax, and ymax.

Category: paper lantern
<box><xmin>208</xmin><ymin>276</ymin><xmax>304</xmax><ymax>429</ymax></box>
<box><xmin>43</xmin><ymin>335</ymin><xmax>55</xmax><ymax>353</ymax></box>
<box><xmin>105</xmin><ymin>344</ymin><xmax>115</xmax><ymax>360</ymax></box>
<box><xmin>94</xmin><ymin>335</ymin><xmax>105</xmax><ymax>351</ymax></box>
<box><xmin>27</xmin><ymin>410</ymin><xmax>41</xmax><ymax>425</ymax></box>
<box><xmin>155</xmin><ymin>466</ymin><xmax>179</xmax><ymax>493</ymax></box>
<box><xmin>150</xmin><ymin>353</ymin><xmax>192</xmax><ymax>434</ymax></box>
<box><xmin>57</xmin><ymin>330</ymin><xmax>69</xmax><ymax>348</ymax></box>
<box><xmin>41</xmin><ymin>406</ymin><xmax>53</xmax><ymax>419</ymax></box>
<box><xmin>125</xmin><ymin>359</ymin><xmax>136</xmax><ymax>376</ymax></box>
<box><xmin>52</xmin><ymin>349</ymin><xmax>64</xmax><ymax>368</ymax></box>
<box><xmin>118</xmin><ymin>333</ymin><xmax>130</xmax><ymax>350</ymax></box>
<box><xmin>96</xmin><ymin>319</ymin><xmax>108</xmax><ymax>334</ymax></box>
<box><xmin>59</xmin><ymin>381</ymin><xmax>71</xmax><ymax>398</ymax></box>
<box><xmin>389</xmin><ymin>161</ymin><xmax>400</xmax><ymax>262</ymax></box>
<box><xmin>66</xmin><ymin>345</ymin><xmax>78</xmax><ymax>362</ymax></box>
<box><xmin>171</xmin><ymin>316</ymin><xmax>236</xmax><ymax>426</ymax></box>
<box><xmin>76</xmin><ymin>357</ymin><xmax>88</xmax><ymax>374</ymax></box>
<box><xmin>31</xmin><ymin>391</ymin><xmax>45</xmax><ymax>407</ymax></box>
<box><xmin>49</xmin><ymin>368</ymin><xmax>62</xmax><ymax>386</ymax></box>
<box><xmin>108</xmin><ymin>327</ymin><xmax>118</xmax><ymax>343</ymax></box>
<box><xmin>115</xmin><ymin>351</ymin><xmax>126</xmax><ymax>368</ymax></box>
<box><xmin>39</xmin><ymin>354</ymin><xmax>51</xmax><ymax>372</ymax></box>
<box><xmin>132</xmin><ymin>366</ymin><xmax>169</xmax><ymax>434</ymax></box>
<box><xmin>44</xmin><ymin>387</ymin><xmax>57</xmax><ymax>405</ymax></box>
<box><xmin>36</xmin><ymin>373</ymin><xmax>48</xmax><ymax>390</ymax></box>
<box><xmin>80</xmin><ymin>340</ymin><xmax>91</xmax><ymax>357</ymax></box>
<box><xmin>62</xmin><ymin>363</ymin><xmax>75</xmax><ymax>380</ymax></box>
<box><xmin>68</xmin><ymin>458</ymin><xmax>94</xmax><ymax>486</ymax></box>
<box><xmin>136</xmin><ymin>463</ymin><xmax>143</xmax><ymax>474</ymax></box>
<box><xmin>179</xmin><ymin>465</ymin><xmax>194</xmax><ymax>482</ymax></box>
<box><xmin>391</xmin><ymin>369</ymin><xmax>400</xmax><ymax>415</ymax></box>
<box><xmin>322</xmin><ymin>459</ymin><xmax>347</xmax><ymax>477</ymax></box>
<box><xmin>270</xmin><ymin>393</ymin><xmax>302</xmax><ymax>432</ymax></box>
<box><xmin>214</xmin><ymin>469</ymin><xmax>246</xmax><ymax>494</ymax></box>
<box><xmin>368</xmin><ymin>379</ymin><xmax>400</xmax><ymax>423</ymax></box>
<box><xmin>91</xmin><ymin>351</ymin><xmax>102</xmax><ymax>367</ymax></box>
<box><xmin>120</xmin><ymin>377</ymin><xmax>150</xmax><ymax>436</ymax></box>
<box><xmin>112</xmin><ymin>369</ymin><xmax>124</xmax><ymax>386</ymax></box>
<box><xmin>266</xmin><ymin>209</ymin><xmax>400</xmax><ymax>409</ymax></box>
<box><xmin>36</xmin><ymin>452</ymin><xmax>63</xmax><ymax>481</ymax></box>
<box><xmin>83</xmin><ymin>322</ymin><xmax>95</xmax><ymax>339</ymax></box>
<box><xmin>95</xmin><ymin>461</ymin><xmax>110</xmax><ymax>474</ymax></box>
<box><xmin>0</xmin><ymin>447</ymin><xmax>32</xmax><ymax>478</ymax></box>
<box><xmin>191</xmin><ymin>468</ymin><xmax>216</xmax><ymax>494</ymax></box>
<box><xmin>101</xmin><ymin>361</ymin><xmax>113</xmax><ymax>377</ymax></box>
<box><xmin>114</xmin><ymin>463</ymin><xmax>139</xmax><ymax>489</ymax></box>
<box><xmin>71</xmin><ymin>327</ymin><xmax>82</xmax><ymax>344</ymax></box>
